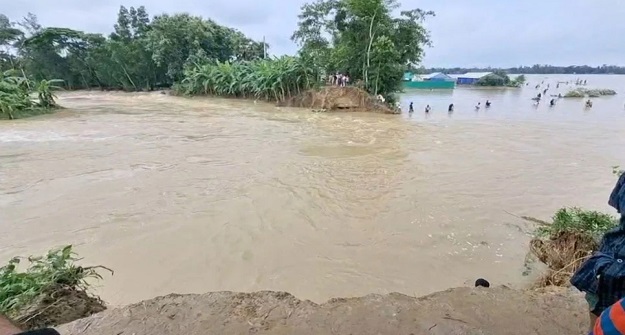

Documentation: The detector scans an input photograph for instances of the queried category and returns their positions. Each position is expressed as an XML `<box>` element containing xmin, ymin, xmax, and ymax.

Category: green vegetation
<box><xmin>528</xmin><ymin>167</ymin><xmax>623</xmax><ymax>287</ymax></box>
<box><xmin>0</xmin><ymin>245</ymin><xmax>110</xmax><ymax>329</ymax></box>
<box><xmin>475</xmin><ymin>70</ymin><xmax>525</xmax><ymax>87</ymax></box>
<box><xmin>0</xmin><ymin>70</ymin><xmax>62</xmax><ymax>119</ymax></box>
<box><xmin>178</xmin><ymin>56</ymin><xmax>320</xmax><ymax>102</ymax></box>
<box><xmin>563</xmin><ymin>88</ymin><xmax>617</xmax><ymax>98</ymax></box>
<box><xmin>292</xmin><ymin>0</ymin><xmax>433</xmax><ymax>102</ymax></box>
<box><xmin>513</xmin><ymin>74</ymin><xmax>526</xmax><ymax>86</ymax></box>
<box><xmin>2</xmin><ymin>2</ymin><xmax>433</xmax><ymax>105</ymax></box>
<box><xmin>529</xmin><ymin>207</ymin><xmax>617</xmax><ymax>287</ymax></box>
<box><xmin>535</xmin><ymin>207</ymin><xmax>617</xmax><ymax>239</ymax></box>
<box><xmin>0</xmin><ymin>8</ymin><xmax>266</xmax><ymax>92</ymax></box>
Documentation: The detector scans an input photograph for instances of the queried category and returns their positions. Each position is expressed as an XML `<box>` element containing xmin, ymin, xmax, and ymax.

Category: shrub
<box><xmin>0</xmin><ymin>246</ymin><xmax>111</xmax><ymax>329</ymax></box>
<box><xmin>535</xmin><ymin>207</ymin><xmax>617</xmax><ymax>239</ymax></box>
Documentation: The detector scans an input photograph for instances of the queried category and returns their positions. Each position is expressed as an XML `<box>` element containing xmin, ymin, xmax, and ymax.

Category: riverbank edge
<box><xmin>58</xmin><ymin>286</ymin><xmax>587</xmax><ymax>334</ymax></box>
<box><xmin>0</xmin><ymin>106</ymin><xmax>60</xmax><ymax>120</ymax></box>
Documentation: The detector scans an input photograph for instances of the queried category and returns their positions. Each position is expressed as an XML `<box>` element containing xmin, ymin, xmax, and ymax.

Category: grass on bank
<box><xmin>0</xmin><ymin>245</ymin><xmax>111</xmax><ymax>329</ymax></box>
<box><xmin>529</xmin><ymin>207</ymin><xmax>618</xmax><ymax>287</ymax></box>
<box><xmin>534</xmin><ymin>207</ymin><xmax>618</xmax><ymax>239</ymax></box>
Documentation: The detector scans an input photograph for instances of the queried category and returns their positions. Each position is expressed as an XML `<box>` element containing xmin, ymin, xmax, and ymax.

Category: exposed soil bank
<box><xmin>280</xmin><ymin>86</ymin><xmax>397</xmax><ymax>113</ymax></box>
<box><xmin>59</xmin><ymin>287</ymin><xmax>586</xmax><ymax>335</ymax></box>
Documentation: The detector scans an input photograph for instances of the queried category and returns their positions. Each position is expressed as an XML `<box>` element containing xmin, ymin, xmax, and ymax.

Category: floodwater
<box><xmin>0</xmin><ymin>74</ymin><xmax>623</xmax><ymax>306</ymax></box>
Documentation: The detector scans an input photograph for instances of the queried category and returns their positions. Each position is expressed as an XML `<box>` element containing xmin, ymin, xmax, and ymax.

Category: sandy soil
<box><xmin>58</xmin><ymin>286</ymin><xmax>587</xmax><ymax>335</ymax></box>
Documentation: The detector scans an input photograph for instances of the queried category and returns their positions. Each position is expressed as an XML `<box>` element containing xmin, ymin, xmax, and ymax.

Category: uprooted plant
<box><xmin>529</xmin><ymin>207</ymin><xmax>618</xmax><ymax>287</ymax></box>
<box><xmin>0</xmin><ymin>245</ymin><xmax>112</xmax><ymax>329</ymax></box>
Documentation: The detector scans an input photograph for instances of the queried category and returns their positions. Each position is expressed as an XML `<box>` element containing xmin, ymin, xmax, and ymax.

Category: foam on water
<box><xmin>0</xmin><ymin>130</ymin><xmax>114</xmax><ymax>143</ymax></box>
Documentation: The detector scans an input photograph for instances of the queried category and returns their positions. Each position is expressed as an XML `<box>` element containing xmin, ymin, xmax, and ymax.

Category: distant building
<box><xmin>456</xmin><ymin>72</ymin><xmax>498</xmax><ymax>85</ymax></box>
<box><xmin>402</xmin><ymin>71</ymin><xmax>455</xmax><ymax>89</ymax></box>
<box><xmin>421</xmin><ymin>72</ymin><xmax>454</xmax><ymax>82</ymax></box>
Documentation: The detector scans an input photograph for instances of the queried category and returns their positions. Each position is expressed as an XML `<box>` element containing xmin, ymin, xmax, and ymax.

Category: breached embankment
<box><xmin>280</xmin><ymin>86</ymin><xmax>398</xmax><ymax>114</ymax></box>
<box><xmin>58</xmin><ymin>287</ymin><xmax>586</xmax><ymax>335</ymax></box>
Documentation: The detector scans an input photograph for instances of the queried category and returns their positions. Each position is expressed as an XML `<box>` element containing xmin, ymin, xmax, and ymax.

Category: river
<box><xmin>0</xmin><ymin>74</ymin><xmax>623</xmax><ymax>306</ymax></box>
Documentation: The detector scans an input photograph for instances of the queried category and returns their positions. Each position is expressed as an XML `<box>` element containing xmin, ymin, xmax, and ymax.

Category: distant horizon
<box><xmin>423</xmin><ymin>65</ymin><xmax>625</xmax><ymax>69</ymax></box>
<box><xmin>418</xmin><ymin>64</ymin><xmax>625</xmax><ymax>75</ymax></box>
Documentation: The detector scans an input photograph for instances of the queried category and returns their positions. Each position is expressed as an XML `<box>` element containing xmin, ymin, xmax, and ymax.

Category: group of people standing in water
<box><xmin>534</xmin><ymin>80</ymin><xmax>595</xmax><ymax>108</ymax></box>
<box><xmin>405</xmin><ymin>79</ymin><xmax>601</xmax><ymax>115</ymax></box>
<box><xmin>407</xmin><ymin>100</ymin><xmax>491</xmax><ymax>114</ymax></box>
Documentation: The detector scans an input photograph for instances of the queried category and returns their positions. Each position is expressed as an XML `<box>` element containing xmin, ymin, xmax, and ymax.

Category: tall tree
<box><xmin>0</xmin><ymin>14</ymin><xmax>24</xmax><ymax>69</ymax></box>
<box><xmin>292</xmin><ymin>0</ymin><xmax>433</xmax><ymax>99</ymax></box>
<box><xmin>17</xmin><ymin>13</ymin><xmax>41</xmax><ymax>36</ymax></box>
<box><xmin>1</xmin><ymin>5</ymin><xmax>270</xmax><ymax>91</ymax></box>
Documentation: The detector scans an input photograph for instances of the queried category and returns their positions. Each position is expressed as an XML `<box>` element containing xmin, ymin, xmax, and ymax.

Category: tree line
<box><xmin>0</xmin><ymin>6</ymin><xmax>267</xmax><ymax>91</ymax></box>
<box><xmin>1</xmin><ymin>0</ymin><xmax>434</xmax><ymax>103</ymax></box>
<box><xmin>424</xmin><ymin>64</ymin><xmax>625</xmax><ymax>75</ymax></box>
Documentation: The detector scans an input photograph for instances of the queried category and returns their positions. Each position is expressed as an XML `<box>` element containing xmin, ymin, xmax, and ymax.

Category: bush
<box><xmin>563</xmin><ymin>88</ymin><xmax>617</xmax><ymax>98</ymax></box>
<box><xmin>508</xmin><ymin>74</ymin><xmax>526</xmax><ymax>87</ymax></box>
<box><xmin>475</xmin><ymin>69</ymin><xmax>513</xmax><ymax>87</ymax></box>
<box><xmin>0</xmin><ymin>246</ymin><xmax>111</xmax><ymax>329</ymax></box>
<box><xmin>0</xmin><ymin>71</ymin><xmax>63</xmax><ymax>120</ymax></box>
<box><xmin>530</xmin><ymin>207</ymin><xmax>618</xmax><ymax>287</ymax></box>
<box><xmin>535</xmin><ymin>207</ymin><xmax>617</xmax><ymax>239</ymax></box>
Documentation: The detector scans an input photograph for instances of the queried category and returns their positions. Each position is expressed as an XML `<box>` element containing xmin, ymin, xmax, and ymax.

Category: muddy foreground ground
<box><xmin>59</xmin><ymin>286</ymin><xmax>586</xmax><ymax>335</ymax></box>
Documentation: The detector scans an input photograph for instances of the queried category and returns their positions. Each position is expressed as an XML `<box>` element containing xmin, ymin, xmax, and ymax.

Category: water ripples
<box><xmin>0</xmin><ymin>76</ymin><xmax>624</xmax><ymax>306</ymax></box>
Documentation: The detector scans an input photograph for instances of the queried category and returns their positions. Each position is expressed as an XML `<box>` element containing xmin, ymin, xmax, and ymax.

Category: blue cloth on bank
<box><xmin>571</xmin><ymin>173</ymin><xmax>625</xmax><ymax>314</ymax></box>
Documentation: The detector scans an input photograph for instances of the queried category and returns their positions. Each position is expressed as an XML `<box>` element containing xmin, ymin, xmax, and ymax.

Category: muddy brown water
<box><xmin>0</xmin><ymin>74</ymin><xmax>624</xmax><ymax>306</ymax></box>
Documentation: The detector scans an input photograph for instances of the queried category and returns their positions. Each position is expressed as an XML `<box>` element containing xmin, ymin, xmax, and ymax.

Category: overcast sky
<box><xmin>2</xmin><ymin>0</ymin><xmax>624</xmax><ymax>67</ymax></box>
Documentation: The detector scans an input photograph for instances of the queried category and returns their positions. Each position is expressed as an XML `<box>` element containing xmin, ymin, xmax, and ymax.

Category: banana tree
<box><xmin>35</xmin><ymin>79</ymin><xmax>64</xmax><ymax>107</ymax></box>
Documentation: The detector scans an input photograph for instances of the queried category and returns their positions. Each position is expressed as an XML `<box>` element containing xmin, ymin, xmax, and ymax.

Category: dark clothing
<box><xmin>475</xmin><ymin>278</ymin><xmax>490</xmax><ymax>287</ymax></box>
<box><xmin>571</xmin><ymin>173</ymin><xmax>625</xmax><ymax>315</ymax></box>
<box><xmin>610</xmin><ymin>173</ymin><xmax>625</xmax><ymax>212</ymax></box>
<box><xmin>18</xmin><ymin>329</ymin><xmax>61</xmax><ymax>335</ymax></box>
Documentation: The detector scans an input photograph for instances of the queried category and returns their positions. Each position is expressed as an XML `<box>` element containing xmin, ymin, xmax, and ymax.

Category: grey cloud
<box><xmin>3</xmin><ymin>0</ymin><xmax>624</xmax><ymax>67</ymax></box>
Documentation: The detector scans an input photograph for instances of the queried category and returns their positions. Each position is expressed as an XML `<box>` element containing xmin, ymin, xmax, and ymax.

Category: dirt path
<box><xmin>59</xmin><ymin>286</ymin><xmax>586</xmax><ymax>335</ymax></box>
